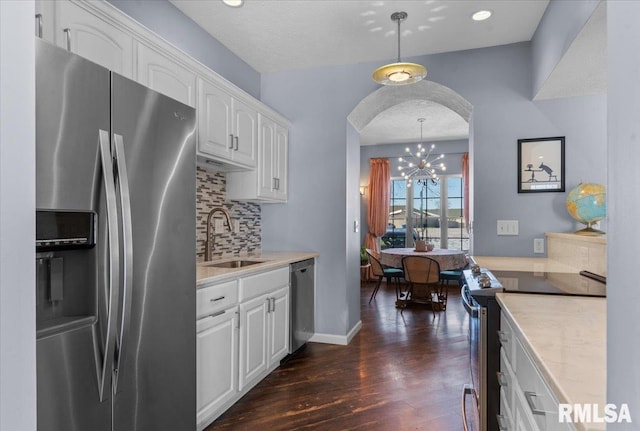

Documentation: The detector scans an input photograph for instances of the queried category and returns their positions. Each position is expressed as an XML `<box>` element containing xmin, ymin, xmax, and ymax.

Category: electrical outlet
<box><xmin>534</xmin><ymin>238</ymin><xmax>545</xmax><ymax>254</ymax></box>
<box><xmin>354</xmin><ymin>220</ymin><xmax>360</xmax><ymax>233</ymax></box>
<box><xmin>214</xmin><ymin>219</ymin><xmax>223</xmax><ymax>233</ymax></box>
<box><xmin>233</xmin><ymin>219</ymin><xmax>240</xmax><ymax>233</ymax></box>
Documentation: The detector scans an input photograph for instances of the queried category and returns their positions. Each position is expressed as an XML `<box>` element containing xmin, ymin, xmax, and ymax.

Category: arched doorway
<box><xmin>347</xmin><ymin>80</ymin><xmax>474</xmax><ymax>255</ymax></box>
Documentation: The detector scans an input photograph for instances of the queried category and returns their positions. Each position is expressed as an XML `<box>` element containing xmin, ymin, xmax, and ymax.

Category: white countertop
<box><xmin>196</xmin><ymin>251</ymin><xmax>319</xmax><ymax>286</ymax></box>
<box><xmin>496</xmin><ymin>292</ymin><xmax>606</xmax><ymax>431</ymax></box>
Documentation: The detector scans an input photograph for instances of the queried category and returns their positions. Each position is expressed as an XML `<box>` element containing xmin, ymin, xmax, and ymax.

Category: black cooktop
<box><xmin>466</xmin><ymin>269</ymin><xmax>606</xmax><ymax>298</ymax></box>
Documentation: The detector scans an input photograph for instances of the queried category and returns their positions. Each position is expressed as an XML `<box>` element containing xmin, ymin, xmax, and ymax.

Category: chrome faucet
<box><xmin>205</xmin><ymin>207</ymin><xmax>233</xmax><ymax>261</ymax></box>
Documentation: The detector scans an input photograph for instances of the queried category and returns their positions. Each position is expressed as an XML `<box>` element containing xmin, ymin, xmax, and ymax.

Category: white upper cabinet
<box><xmin>137</xmin><ymin>43</ymin><xmax>196</xmax><ymax>107</ymax></box>
<box><xmin>54</xmin><ymin>1</ymin><xmax>134</xmax><ymax>79</ymax></box>
<box><xmin>227</xmin><ymin>114</ymin><xmax>289</xmax><ymax>202</ymax></box>
<box><xmin>198</xmin><ymin>78</ymin><xmax>257</xmax><ymax>169</ymax></box>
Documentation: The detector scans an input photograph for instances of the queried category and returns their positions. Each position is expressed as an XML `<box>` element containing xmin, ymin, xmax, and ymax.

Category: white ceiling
<box><xmin>170</xmin><ymin>0</ymin><xmax>551</xmax><ymax>145</ymax></box>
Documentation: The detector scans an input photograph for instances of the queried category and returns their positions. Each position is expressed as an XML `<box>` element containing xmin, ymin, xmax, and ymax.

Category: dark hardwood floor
<box><xmin>206</xmin><ymin>279</ymin><xmax>471</xmax><ymax>431</ymax></box>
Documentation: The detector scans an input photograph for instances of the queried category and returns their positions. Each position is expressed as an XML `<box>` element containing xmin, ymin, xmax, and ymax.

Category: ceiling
<box><xmin>170</xmin><ymin>0</ymin><xmax>551</xmax><ymax>145</ymax></box>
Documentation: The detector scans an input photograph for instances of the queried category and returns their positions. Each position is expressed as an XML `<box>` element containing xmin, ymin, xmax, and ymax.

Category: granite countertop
<box><xmin>496</xmin><ymin>292</ymin><xmax>606</xmax><ymax>431</ymax></box>
<box><xmin>196</xmin><ymin>251</ymin><xmax>319</xmax><ymax>286</ymax></box>
<box><xmin>472</xmin><ymin>255</ymin><xmax>580</xmax><ymax>273</ymax></box>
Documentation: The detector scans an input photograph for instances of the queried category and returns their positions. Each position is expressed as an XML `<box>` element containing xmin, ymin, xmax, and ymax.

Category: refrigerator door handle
<box><xmin>97</xmin><ymin>130</ymin><xmax>120</xmax><ymax>402</ymax></box>
<box><xmin>112</xmin><ymin>133</ymin><xmax>134</xmax><ymax>393</ymax></box>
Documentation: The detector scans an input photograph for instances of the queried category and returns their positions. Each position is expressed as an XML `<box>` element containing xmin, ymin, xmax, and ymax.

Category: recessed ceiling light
<box><xmin>222</xmin><ymin>0</ymin><xmax>244</xmax><ymax>7</ymax></box>
<box><xmin>472</xmin><ymin>10</ymin><xmax>492</xmax><ymax>21</ymax></box>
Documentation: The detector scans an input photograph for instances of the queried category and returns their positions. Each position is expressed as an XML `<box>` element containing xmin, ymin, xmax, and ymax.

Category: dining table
<box><xmin>379</xmin><ymin>247</ymin><xmax>468</xmax><ymax>271</ymax></box>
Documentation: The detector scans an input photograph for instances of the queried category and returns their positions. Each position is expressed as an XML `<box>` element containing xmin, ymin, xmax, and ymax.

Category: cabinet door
<box><xmin>55</xmin><ymin>1</ymin><xmax>134</xmax><ymax>79</ymax></box>
<box><xmin>196</xmin><ymin>309</ymin><xmax>238</xmax><ymax>426</ymax></box>
<box><xmin>198</xmin><ymin>78</ymin><xmax>234</xmax><ymax>160</ymax></box>
<box><xmin>232</xmin><ymin>99</ymin><xmax>257</xmax><ymax>167</ymax></box>
<box><xmin>268</xmin><ymin>286</ymin><xmax>290</xmax><ymax>366</ymax></box>
<box><xmin>137</xmin><ymin>43</ymin><xmax>196</xmax><ymax>107</ymax></box>
<box><xmin>257</xmin><ymin>115</ymin><xmax>276</xmax><ymax>198</ymax></box>
<box><xmin>273</xmin><ymin>124</ymin><xmax>289</xmax><ymax>201</ymax></box>
<box><xmin>239</xmin><ymin>295</ymin><xmax>269</xmax><ymax>390</ymax></box>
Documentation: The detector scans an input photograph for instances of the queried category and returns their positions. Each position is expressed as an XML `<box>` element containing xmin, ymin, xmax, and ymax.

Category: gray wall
<box><xmin>107</xmin><ymin>0</ymin><xmax>260</xmax><ymax>99</ymax></box>
<box><xmin>531</xmin><ymin>0</ymin><xmax>601</xmax><ymax>97</ymax></box>
<box><xmin>608</xmin><ymin>2</ymin><xmax>640</xmax><ymax>427</ymax></box>
<box><xmin>0</xmin><ymin>1</ymin><xmax>36</xmax><ymax>430</ymax></box>
<box><xmin>260</xmin><ymin>41</ymin><xmax>607</xmax><ymax>338</ymax></box>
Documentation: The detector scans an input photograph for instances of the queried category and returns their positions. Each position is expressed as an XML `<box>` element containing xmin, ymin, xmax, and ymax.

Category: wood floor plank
<box><xmin>205</xmin><ymin>280</ymin><xmax>471</xmax><ymax>431</ymax></box>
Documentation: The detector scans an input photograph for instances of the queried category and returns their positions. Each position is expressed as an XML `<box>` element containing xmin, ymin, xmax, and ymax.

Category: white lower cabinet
<box><xmin>499</xmin><ymin>313</ymin><xmax>575</xmax><ymax>431</ymax></box>
<box><xmin>196</xmin><ymin>267</ymin><xmax>290</xmax><ymax>430</ymax></box>
<box><xmin>196</xmin><ymin>308</ymin><xmax>238</xmax><ymax>426</ymax></box>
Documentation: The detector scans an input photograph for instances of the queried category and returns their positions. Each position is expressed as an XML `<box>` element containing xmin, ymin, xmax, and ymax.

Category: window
<box><xmin>386</xmin><ymin>175</ymin><xmax>468</xmax><ymax>251</ymax></box>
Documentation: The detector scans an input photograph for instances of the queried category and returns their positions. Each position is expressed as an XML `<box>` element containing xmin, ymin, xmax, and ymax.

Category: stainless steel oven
<box><xmin>462</xmin><ymin>284</ymin><xmax>487</xmax><ymax>431</ymax></box>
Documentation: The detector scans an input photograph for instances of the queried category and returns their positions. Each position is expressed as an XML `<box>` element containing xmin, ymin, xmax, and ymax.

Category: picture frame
<box><xmin>517</xmin><ymin>136</ymin><xmax>565</xmax><ymax>193</ymax></box>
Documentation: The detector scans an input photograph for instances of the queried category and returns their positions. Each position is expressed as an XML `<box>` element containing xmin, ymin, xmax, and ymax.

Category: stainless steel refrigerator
<box><xmin>35</xmin><ymin>38</ymin><xmax>196</xmax><ymax>431</ymax></box>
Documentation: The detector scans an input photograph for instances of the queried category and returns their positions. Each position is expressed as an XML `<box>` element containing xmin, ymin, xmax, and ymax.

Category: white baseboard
<box><xmin>309</xmin><ymin>320</ymin><xmax>362</xmax><ymax>346</ymax></box>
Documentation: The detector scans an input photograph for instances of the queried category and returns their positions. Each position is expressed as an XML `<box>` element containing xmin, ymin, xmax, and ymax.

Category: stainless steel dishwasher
<box><xmin>289</xmin><ymin>259</ymin><xmax>315</xmax><ymax>355</ymax></box>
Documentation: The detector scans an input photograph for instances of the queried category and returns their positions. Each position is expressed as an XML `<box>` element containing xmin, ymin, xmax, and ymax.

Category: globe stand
<box><xmin>574</xmin><ymin>222</ymin><xmax>605</xmax><ymax>236</ymax></box>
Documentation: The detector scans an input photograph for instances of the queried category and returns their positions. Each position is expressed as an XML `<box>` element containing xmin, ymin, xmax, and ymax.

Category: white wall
<box><xmin>607</xmin><ymin>1</ymin><xmax>640</xmax><ymax>427</ymax></box>
<box><xmin>0</xmin><ymin>1</ymin><xmax>36</xmax><ymax>430</ymax></box>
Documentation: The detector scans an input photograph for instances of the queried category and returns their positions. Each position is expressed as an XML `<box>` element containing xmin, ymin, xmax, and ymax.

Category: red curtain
<box><xmin>365</xmin><ymin>158</ymin><xmax>390</xmax><ymax>254</ymax></box>
<box><xmin>462</xmin><ymin>153</ymin><xmax>470</xmax><ymax>233</ymax></box>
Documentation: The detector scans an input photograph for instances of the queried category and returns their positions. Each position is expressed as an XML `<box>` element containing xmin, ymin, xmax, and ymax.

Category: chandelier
<box><xmin>398</xmin><ymin>118</ymin><xmax>446</xmax><ymax>188</ymax></box>
<box><xmin>372</xmin><ymin>12</ymin><xmax>427</xmax><ymax>86</ymax></box>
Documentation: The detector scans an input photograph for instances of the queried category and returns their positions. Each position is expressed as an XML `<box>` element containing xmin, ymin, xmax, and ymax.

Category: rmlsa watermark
<box><xmin>559</xmin><ymin>403</ymin><xmax>632</xmax><ymax>424</ymax></box>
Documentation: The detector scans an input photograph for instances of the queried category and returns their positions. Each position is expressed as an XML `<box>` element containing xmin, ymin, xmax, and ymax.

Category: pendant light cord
<box><xmin>396</xmin><ymin>16</ymin><xmax>401</xmax><ymax>63</ymax></box>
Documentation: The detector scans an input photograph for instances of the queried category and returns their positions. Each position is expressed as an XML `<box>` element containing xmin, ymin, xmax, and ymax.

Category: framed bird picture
<box><xmin>517</xmin><ymin>136</ymin><xmax>565</xmax><ymax>193</ymax></box>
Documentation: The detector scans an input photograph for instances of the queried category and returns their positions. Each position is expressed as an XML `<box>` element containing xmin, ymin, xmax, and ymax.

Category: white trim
<box><xmin>309</xmin><ymin>320</ymin><xmax>362</xmax><ymax>346</ymax></box>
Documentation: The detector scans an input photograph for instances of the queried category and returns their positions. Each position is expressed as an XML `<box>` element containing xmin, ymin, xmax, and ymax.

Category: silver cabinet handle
<box><xmin>97</xmin><ymin>130</ymin><xmax>120</xmax><ymax>402</ymax></box>
<box><xmin>266</xmin><ymin>297</ymin><xmax>271</xmax><ymax>313</ymax></box>
<box><xmin>497</xmin><ymin>414</ymin><xmax>508</xmax><ymax>430</ymax></box>
<box><xmin>35</xmin><ymin>13</ymin><xmax>43</xmax><ymax>38</ymax></box>
<box><xmin>210</xmin><ymin>296</ymin><xmax>225</xmax><ymax>302</ymax></box>
<box><xmin>112</xmin><ymin>134</ymin><xmax>133</xmax><ymax>394</ymax></box>
<box><xmin>524</xmin><ymin>391</ymin><xmax>546</xmax><ymax>416</ymax></box>
<box><xmin>461</xmin><ymin>384</ymin><xmax>475</xmax><ymax>431</ymax></box>
<box><xmin>275</xmin><ymin>178</ymin><xmax>280</xmax><ymax>190</ymax></box>
<box><xmin>234</xmin><ymin>136</ymin><xmax>239</xmax><ymax>151</ymax></box>
<box><xmin>229</xmin><ymin>134</ymin><xmax>234</xmax><ymax>149</ymax></box>
<box><xmin>273</xmin><ymin>177</ymin><xmax>277</xmax><ymax>190</ymax></box>
<box><xmin>496</xmin><ymin>371</ymin><xmax>508</xmax><ymax>387</ymax></box>
<box><xmin>497</xmin><ymin>330</ymin><xmax>509</xmax><ymax>345</ymax></box>
<box><xmin>271</xmin><ymin>297</ymin><xmax>276</xmax><ymax>312</ymax></box>
<box><xmin>236</xmin><ymin>311</ymin><xmax>240</xmax><ymax>329</ymax></box>
<box><xmin>63</xmin><ymin>28</ymin><xmax>71</xmax><ymax>51</ymax></box>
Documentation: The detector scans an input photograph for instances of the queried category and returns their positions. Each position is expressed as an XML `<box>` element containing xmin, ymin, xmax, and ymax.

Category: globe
<box><xmin>566</xmin><ymin>182</ymin><xmax>606</xmax><ymax>235</ymax></box>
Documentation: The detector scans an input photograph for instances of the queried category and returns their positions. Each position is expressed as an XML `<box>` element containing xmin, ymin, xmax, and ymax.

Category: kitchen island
<box><xmin>497</xmin><ymin>292</ymin><xmax>606</xmax><ymax>431</ymax></box>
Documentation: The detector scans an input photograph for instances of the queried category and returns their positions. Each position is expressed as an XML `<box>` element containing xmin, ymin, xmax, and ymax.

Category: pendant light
<box><xmin>398</xmin><ymin>118</ymin><xmax>446</xmax><ymax>187</ymax></box>
<box><xmin>372</xmin><ymin>12</ymin><xmax>427</xmax><ymax>86</ymax></box>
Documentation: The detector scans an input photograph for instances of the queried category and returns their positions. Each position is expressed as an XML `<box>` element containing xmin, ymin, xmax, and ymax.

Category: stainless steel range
<box><xmin>461</xmin><ymin>265</ymin><xmax>606</xmax><ymax>431</ymax></box>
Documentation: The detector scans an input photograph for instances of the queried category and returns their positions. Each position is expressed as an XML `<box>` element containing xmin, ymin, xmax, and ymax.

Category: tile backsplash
<box><xmin>196</xmin><ymin>167</ymin><xmax>261</xmax><ymax>261</ymax></box>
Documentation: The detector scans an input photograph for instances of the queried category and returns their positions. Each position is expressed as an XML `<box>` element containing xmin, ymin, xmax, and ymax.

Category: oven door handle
<box><xmin>461</xmin><ymin>285</ymin><xmax>479</xmax><ymax>318</ymax></box>
<box><xmin>461</xmin><ymin>384</ymin><xmax>476</xmax><ymax>431</ymax></box>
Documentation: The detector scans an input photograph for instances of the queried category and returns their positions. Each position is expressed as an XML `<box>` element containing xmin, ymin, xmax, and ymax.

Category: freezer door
<box><xmin>110</xmin><ymin>73</ymin><xmax>196</xmax><ymax>431</ymax></box>
<box><xmin>36</xmin><ymin>39</ymin><xmax>111</xmax><ymax>431</ymax></box>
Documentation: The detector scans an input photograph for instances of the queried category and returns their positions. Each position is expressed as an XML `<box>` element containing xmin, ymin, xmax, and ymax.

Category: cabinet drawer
<box><xmin>499</xmin><ymin>347</ymin><xmax>515</xmax><ymax>413</ymax></box>
<box><xmin>499</xmin><ymin>312</ymin><xmax>515</xmax><ymax>366</ymax></box>
<box><xmin>197</xmin><ymin>280</ymin><xmax>238</xmax><ymax>319</ymax></box>
<box><xmin>515</xmin><ymin>337</ymin><xmax>560</xmax><ymax>430</ymax></box>
<box><xmin>239</xmin><ymin>267</ymin><xmax>289</xmax><ymax>302</ymax></box>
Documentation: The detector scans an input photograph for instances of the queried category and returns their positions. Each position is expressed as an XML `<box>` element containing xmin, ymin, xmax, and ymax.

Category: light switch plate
<box><xmin>497</xmin><ymin>220</ymin><xmax>519</xmax><ymax>235</ymax></box>
<box><xmin>233</xmin><ymin>219</ymin><xmax>240</xmax><ymax>233</ymax></box>
<box><xmin>214</xmin><ymin>219</ymin><xmax>223</xmax><ymax>234</ymax></box>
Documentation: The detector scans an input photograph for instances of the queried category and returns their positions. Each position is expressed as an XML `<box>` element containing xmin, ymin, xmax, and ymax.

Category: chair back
<box><xmin>366</xmin><ymin>249</ymin><xmax>385</xmax><ymax>277</ymax></box>
<box><xmin>402</xmin><ymin>256</ymin><xmax>441</xmax><ymax>285</ymax></box>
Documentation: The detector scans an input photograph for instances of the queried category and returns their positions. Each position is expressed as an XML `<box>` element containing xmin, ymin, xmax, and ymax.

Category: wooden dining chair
<box><xmin>401</xmin><ymin>255</ymin><xmax>447</xmax><ymax>313</ymax></box>
<box><xmin>366</xmin><ymin>249</ymin><xmax>404</xmax><ymax>304</ymax></box>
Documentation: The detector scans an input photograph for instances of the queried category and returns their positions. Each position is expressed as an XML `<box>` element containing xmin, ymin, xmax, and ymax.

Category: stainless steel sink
<box><xmin>204</xmin><ymin>259</ymin><xmax>266</xmax><ymax>269</ymax></box>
